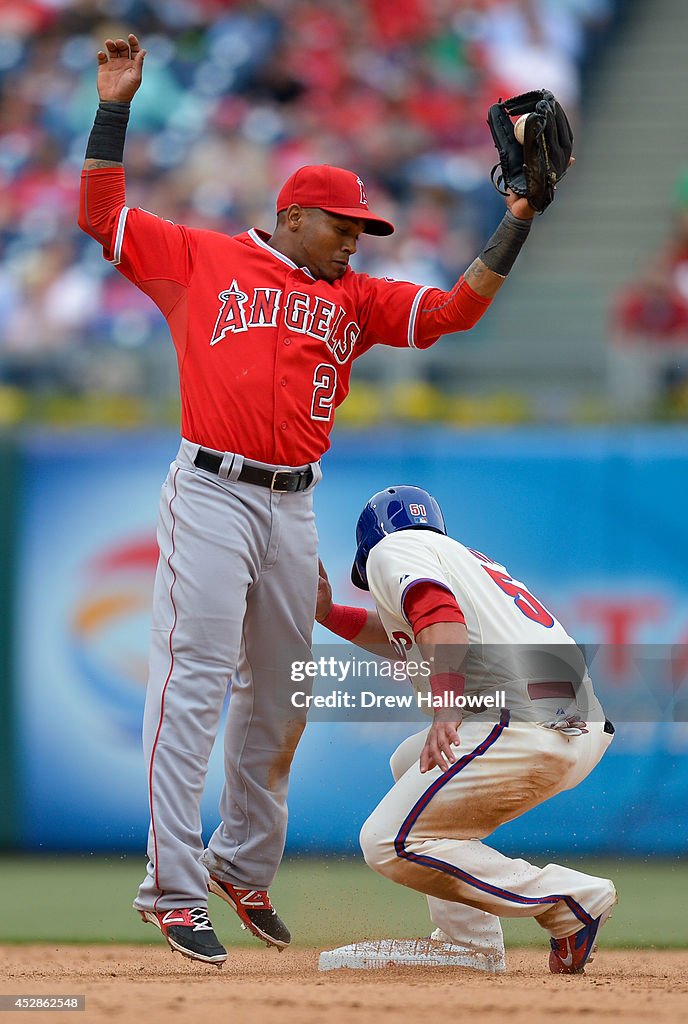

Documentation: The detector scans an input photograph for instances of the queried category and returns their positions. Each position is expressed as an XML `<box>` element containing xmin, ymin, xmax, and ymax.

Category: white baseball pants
<box><xmin>360</xmin><ymin>710</ymin><xmax>615</xmax><ymax>939</ymax></box>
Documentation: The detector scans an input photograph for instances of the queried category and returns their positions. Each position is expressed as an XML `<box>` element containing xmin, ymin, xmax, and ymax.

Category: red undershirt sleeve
<box><xmin>402</xmin><ymin>580</ymin><xmax>466</xmax><ymax>634</ymax></box>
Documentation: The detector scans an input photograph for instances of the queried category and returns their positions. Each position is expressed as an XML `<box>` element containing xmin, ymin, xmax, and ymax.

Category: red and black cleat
<box><xmin>138</xmin><ymin>906</ymin><xmax>227</xmax><ymax>965</ymax></box>
<box><xmin>208</xmin><ymin>877</ymin><xmax>291</xmax><ymax>950</ymax></box>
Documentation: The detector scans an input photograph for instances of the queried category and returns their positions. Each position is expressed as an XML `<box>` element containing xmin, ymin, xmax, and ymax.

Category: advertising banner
<box><xmin>15</xmin><ymin>429</ymin><xmax>688</xmax><ymax>854</ymax></box>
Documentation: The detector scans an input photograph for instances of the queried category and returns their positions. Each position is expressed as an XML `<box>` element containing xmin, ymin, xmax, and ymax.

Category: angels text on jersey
<box><xmin>210</xmin><ymin>280</ymin><xmax>360</xmax><ymax>365</ymax></box>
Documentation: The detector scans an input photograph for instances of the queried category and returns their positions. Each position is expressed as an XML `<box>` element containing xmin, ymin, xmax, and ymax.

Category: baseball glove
<box><xmin>487</xmin><ymin>90</ymin><xmax>574</xmax><ymax>213</ymax></box>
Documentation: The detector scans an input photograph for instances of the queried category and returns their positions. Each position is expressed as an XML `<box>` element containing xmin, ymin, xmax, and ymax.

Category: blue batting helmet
<box><xmin>351</xmin><ymin>485</ymin><xmax>447</xmax><ymax>590</ymax></box>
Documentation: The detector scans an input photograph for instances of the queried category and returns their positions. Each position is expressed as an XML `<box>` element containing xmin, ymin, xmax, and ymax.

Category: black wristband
<box><xmin>85</xmin><ymin>101</ymin><xmax>130</xmax><ymax>162</ymax></box>
<box><xmin>478</xmin><ymin>209</ymin><xmax>532</xmax><ymax>277</ymax></box>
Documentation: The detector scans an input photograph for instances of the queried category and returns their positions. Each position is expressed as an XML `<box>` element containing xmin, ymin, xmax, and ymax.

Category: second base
<box><xmin>318</xmin><ymin>937</ymin><xmax>506</xmax><ymax>973</ymax></box>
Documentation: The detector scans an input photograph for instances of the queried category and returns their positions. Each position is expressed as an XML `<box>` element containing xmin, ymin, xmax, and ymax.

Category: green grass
<box><xmin>0</xmin><ymin>856</ymin><xmax>685</xmax><ymax>948</ymax></box>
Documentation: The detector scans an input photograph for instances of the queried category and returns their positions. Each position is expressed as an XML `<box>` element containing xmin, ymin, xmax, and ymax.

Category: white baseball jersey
<box><xmin>361</xmin><ymin>528</ymin><xmax>615</xmax><ymax>946</ymax></box>
<box><xmin>366</xmin><ymin>530</ymin><xmax>599</xmax><ymax>720</ymax></box>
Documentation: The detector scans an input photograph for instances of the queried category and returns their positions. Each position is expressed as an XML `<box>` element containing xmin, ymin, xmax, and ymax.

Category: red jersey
<box><xmin>79</xmin><ymin>167</ymin><xmax>492</xmax><ymax>464</ymax></box>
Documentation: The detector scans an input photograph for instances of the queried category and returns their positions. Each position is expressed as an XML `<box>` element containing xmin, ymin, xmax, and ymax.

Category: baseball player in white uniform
<box><xmin>317</xmin><ymin>485</ymin><xmax>617</xmax><ymax>974</ymax></box>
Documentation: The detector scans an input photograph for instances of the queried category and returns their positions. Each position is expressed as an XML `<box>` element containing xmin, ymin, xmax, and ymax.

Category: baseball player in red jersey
<box><xmin>79</xmin><ymin>34</ymin><xmax>546</xmax><ymax>965</ymax></box>
<box><xmin>316</xmin><ymin>486</ymin><xmax>616</xmax><ymax>975</ymax></box>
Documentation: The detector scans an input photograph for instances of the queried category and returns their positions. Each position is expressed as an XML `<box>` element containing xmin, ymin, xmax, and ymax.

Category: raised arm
<box><xmin>83</xmin><ymin>33</ymin><xmax>146</xmax><ymax>171</ymax></box>
<box><xmin>79</xmin><ymin>34</ymin><xmax>146</xmax><ymax>250</ymax></box>
<box><xmin>391</xmin><ymin>189</ymin><xmax>537</xmax><ymax>345</ymax></box>
<box><xmin>361</xmin><ymin>186</ymin><xmax>540</xmax><ymax>349</ymax></box>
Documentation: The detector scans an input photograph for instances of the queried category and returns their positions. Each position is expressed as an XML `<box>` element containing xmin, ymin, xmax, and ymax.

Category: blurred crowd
<box><xmin>0</xmin><ymin>0</ymin><xmax>617</xmax><ymax>421</ymax></box>
<box><xmin>610</xmin><ymin>169</ymin><xmax>688</xmax><ymax>416</ymax></box>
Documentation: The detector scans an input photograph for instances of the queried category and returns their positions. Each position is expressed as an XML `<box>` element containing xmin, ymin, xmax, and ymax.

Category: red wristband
<box><xmin>429</xmin><ymin>672</ymin><xmax>465</xmax><ymax>704</ymax></box>
<box><xmin>321</xmin><ymin>604</ymin><xmax>367</xmax><ymax>641</ymax></box>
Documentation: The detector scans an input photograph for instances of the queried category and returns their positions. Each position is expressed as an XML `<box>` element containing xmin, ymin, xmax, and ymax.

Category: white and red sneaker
<box><xmin>208</xmin><ymin>877</ymin><xmax>291</xmax><ymax>949</ymax></box>
<box><xmin>137</xmin><ymin>906</ymin><xmax>227</xmax><ymax>965</ymax></box>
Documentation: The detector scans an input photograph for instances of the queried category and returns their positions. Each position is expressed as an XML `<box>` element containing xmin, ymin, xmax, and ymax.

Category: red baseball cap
<box><xmin>276</xmin><ymin>165</ymin><xmax>394</xmax><ymax>236</ymax></box>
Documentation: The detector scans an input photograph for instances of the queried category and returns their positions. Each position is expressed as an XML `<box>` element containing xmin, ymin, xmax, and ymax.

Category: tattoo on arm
<box><xmin>463</xmin><ymin>257</ymin><xmax>504</xmax><ymax>298</ymax></box>
<box><xmin>464</xmin><ymin>259</ymin><xmax>488</xmax><ymax>284</ymax></box>
<box><xmin>83</xmin><ymin>159</ymin><xmax>124</xmax><ymax>169</ymax></box>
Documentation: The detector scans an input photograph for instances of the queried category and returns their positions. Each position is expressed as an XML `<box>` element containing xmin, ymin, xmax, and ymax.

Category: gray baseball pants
<box><xmin>134</xmin><ymin>439</ymin><xmax>321</xmax><ymax>912</ymax></box>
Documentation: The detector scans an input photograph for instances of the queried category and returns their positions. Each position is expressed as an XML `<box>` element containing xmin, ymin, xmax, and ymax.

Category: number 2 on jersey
<box><xmin>311</xmin><ymin>363</ymin><xmax>337</xmax><ymax>421</ymax></box>
<box><xmin>482</xmin><ymin>566</ymin><xmax>554</xmax><ymax>627</ymax></box>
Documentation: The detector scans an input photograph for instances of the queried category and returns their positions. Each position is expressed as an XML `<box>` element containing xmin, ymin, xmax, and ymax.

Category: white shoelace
<box><xmin>188</xmin><ymin>907</ymin><xmax>214</xmax><ymax>932</ymax></box>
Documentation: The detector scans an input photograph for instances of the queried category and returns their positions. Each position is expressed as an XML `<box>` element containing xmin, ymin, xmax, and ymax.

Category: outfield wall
<box><xmin>4</xmin><ymin>428</ymin><xmax>687</xmax><ymax>855</ymax></box>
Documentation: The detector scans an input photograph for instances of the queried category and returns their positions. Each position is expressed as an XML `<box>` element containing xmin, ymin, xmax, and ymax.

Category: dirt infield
<box><xmin>2</xmin><ymin>946</ymin><xmax>686</xmax><ymax>1024</ymax></box>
